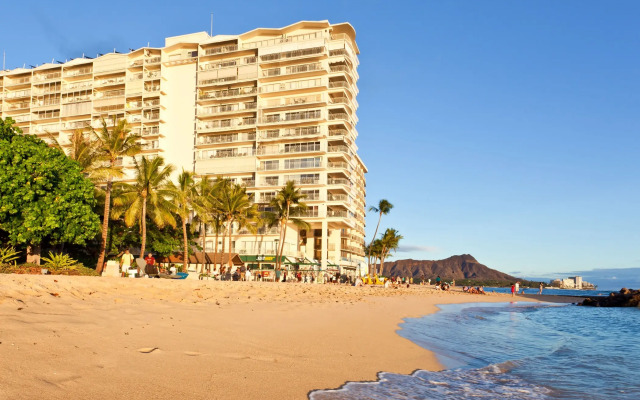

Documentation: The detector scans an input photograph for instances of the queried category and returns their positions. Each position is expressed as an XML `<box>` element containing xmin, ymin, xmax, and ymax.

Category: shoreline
<box><xmin>0</xmin><ymin>275</ymin><xmax>580</xmax><ymax>399</ymax></box>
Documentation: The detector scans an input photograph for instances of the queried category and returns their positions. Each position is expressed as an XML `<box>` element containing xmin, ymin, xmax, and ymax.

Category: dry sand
<box><xmin>0</xmin><ymin>275</ymin><xmax>581</xmax><ymax>399</ymax></box>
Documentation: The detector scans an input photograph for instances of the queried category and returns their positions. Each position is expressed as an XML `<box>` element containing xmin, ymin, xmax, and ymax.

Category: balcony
<box><xmin>328</xmin><ymin>178</ymin><xmax>350</xmax><ymax>186</ymax></box>
<box><xmin>143</xmin><ymin>85</ymin><xmax>161</xmax><ymax>94</ymax></box>
<box><xmin>144</xmin><ymin>99</ymin><xmax>161</xmax><ymax>107</ymax></box>
<box><xmin>129</xmin><ymin>72</ymin><xmax>143</xmax><ymax>81</ymax></box>
<box><xmin>328</xmin><ymin>193</ymin><xmax>348</xmax><ymax>201</ymax></box>
<box><xmin>35</xmin><ymin>111</ymin><xmax>61</xmax><ymax>120</ymax></box>
<box><xmin>197</xmin><ymin>117</ymin><xmax>256</xmax><ymax>132</ymax></box>
<box><xmin>283</xmin><ymin>176</ymin><xmax>320</xmax><ymax>185</ymax></box>
<box><xmin>142</xmin><ymin>126</ymin><xmax>160</xmax><ymax>136</ymax></box>
<box><xmin>282</xmin><ymin>159</ymin><xmax>322</xmax><ymax>170</ymax></box>
<box><xmin>328</xmin><ymin>161</ymin><xmax>349</xmax><ymax>169</ymax></box>
<box><xmin>300</xmin><ymin>209</ymin><xmax>320</xmax><ymax>218</ymax></box>
<box><xmin>257</xmin><ymin>142</ymin><xmax>321</xmax><ymax>155</ymax></box>
<box><xmin>34</xmin><ymin>72</ymin><xmax>61</xmax><ymax>82</ymax></box>
<box><xmin>31</xmin><ymin>99</ymin><xmax>61</xmax><ymax>109</ymax></box>
<box><xmin>62</xmin><ymin>121</ymin><xmax>90</xmax><ymax>130</ymax></box>
<box><xmin>244</xmin><ymin>31</ymin><xmax>323</xmax><ymax>49</ymax></box>
<box><xmin>145</xmin><ymin>56</ymin><xmax>161</xmax><ymax>65</ymax></box>
<box><xmin>198</xmin><ymin>102</ymin><xmax>257</xmax><ymax>115</ymax></box>
<box><xmin>199</xmin><ymin>132</ymin><xmax>255</xmax><ymax>145</ymax></box>
<box><xmin>63</xmin><ymin>68</ymin><xmax>92</xmax><ymax>78</ymax></box>
<box><xmin>94</xmin><ymin>89</ymin><xmax>125</xmax><ymax>100</ymax></box>
<box><xmin>140</xmin><ymin>141</ymin><xmax>160</xmax><ymax>150</ymax></box>
<box><xmin>5</xmin><ymin>90</ymin><xmax>31</xmax><ymax>99</ymax></box>
<box><xmin>199</xmin><ymin>148</ymin><xmax>256</xmax><ymax>159</ymax></box>
<box><xmin>5</xmin><ymin>77</ymin><xmax>31</xmax><ymax>87</ymax></box>
<box><xmin>328</xmin><ymin>145</ymin><xmax>349</xmax><ymax>153</ymax></box>
<box><xmin>204</xmin><ymin>44</ymin><xmax>238</xmax><ymax>55</ymax></box>
<box><xmin>328</xmin><ymin>209</ymin><xmax>348</xmax><ymax>218</ymax></box>
<box><xmin>260</xmin><ymin>47</ymin><xmax>325</xmax><ymax>63</ymax></box>
<box><xmin>198</xmin><ymin>87</ymin><xmax>257</xmax><ymax>100</ymax></box>
<box><xmin>129</xmin><ymin>60</ymin><xmax>144</xmax><ymax>68</ymax></box>
<box><xmin>143</xmin><ymin>111</ymin><xmax>160</xmax><ymax>121</ymax></box>
<box><xmin>262</xmin><ymin>94</ymin><xmax>325</xmax><ymax>109</ymax></box>
<box><xmin>260</xmin><ymin>78</ymin><xmax>324</xmax><ymax>94</ymax></box>
<box><xmin>328</xmin><ymin>128</ymin><xmax>349</xmax><ymax>137</ymax></box>
<box><xmin>260</xmin><ymin>110</ymin><xmax>323</xmax><ymax>125</ymax></box>
<box><xmin>62</xmin><ymin>82</ymin><xmax>92</xmax><ymax>92</ymax></box>
<box><xmin>328</xmin><ymin>113</ymin><xmax>351</xmax><ymax>123</ymax></box>
<box><xmin>257</xmin><ymin>126</ymin><xmax>323</xmax><ymax>141</ymax></box>
<box><xmin>32</xmin><ymin>124</ymin><xmax>61</xmax><ymax>134</ymax></box>
<box><xmin>261</xmin><ymin>62</ymin><xmax>324</xmax><ymax>78</ymax></box>
<box><xmin>5</xmin><ymin>102</ymin><xmax>30</xmax><ymax>111</ymax></box>
<box><xmin>63</xmin><ymin>95</ymin><xmax>91</xmax><ymax>104</ymax></box>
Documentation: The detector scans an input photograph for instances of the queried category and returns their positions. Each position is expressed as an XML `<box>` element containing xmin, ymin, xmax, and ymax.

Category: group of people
<box><xmin>119</xmin><ymin>249</ymin><xmax>163</xmax><ymax>278</ymax></box>
<box><xmin>463</xmin><ymin>286</ymin><xmax>485</xmax><ymax>294</ymax></box>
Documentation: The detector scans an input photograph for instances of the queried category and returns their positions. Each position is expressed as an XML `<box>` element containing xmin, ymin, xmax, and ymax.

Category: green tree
<box><xmin>111</xmin><ymin>156</ymin><xmax>176</xmax><ymax>262</ymax></box>
<box><xmin>92</xmin><ymin>118</ymin><xmax>141</xmax><ymax>273</ymax></box>
<box><xmin>367</xmin><ymin>199</ymin><xmax>394</xmax><ymax>274</ymax></box>
<box><xmin>217</xmin><ymin>183</ymin><xmax>257</xmax><ymax>271</ymax></box>
<box><xmin>0</xmin><ymin>118</ymin><xmax>100</xmax><ymax>263</ymax></box>
<box><xmin>268</xmin><ymin>181</ymin><xmax>309</xmax><ymax>271</ymax></box>
<box><xmin>377</xmin><ymin>228</ymin><xmax>403</xmax><ymax>276</ymax></box>
<box><xmin>165</xmin><ymin>170</ymin><xmax>198</xmax><ymax>273</ymax></box>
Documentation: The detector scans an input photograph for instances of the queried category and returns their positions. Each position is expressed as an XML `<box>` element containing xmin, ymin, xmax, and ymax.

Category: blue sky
<box><xmin>2</xmin><ymin>0</ymin><xmax>638</xmax><ymax>281</ymax></box>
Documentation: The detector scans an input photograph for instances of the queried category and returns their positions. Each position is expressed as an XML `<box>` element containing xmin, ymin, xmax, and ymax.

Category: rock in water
<box><xmin>579</xmin><ymin>288</ymin><xmax>640</xmax><ymax>307</ymax></box>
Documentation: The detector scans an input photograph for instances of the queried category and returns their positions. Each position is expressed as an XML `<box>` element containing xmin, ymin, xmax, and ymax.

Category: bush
<box><xmin>0</xmin><ymin>246</ymin><xmax>20</xmax><ymax>265</ymax></box>
<box><xmin>0</xmin><ymin>263</ymin><xmax>41</xmax><ymax>274</ymax></box>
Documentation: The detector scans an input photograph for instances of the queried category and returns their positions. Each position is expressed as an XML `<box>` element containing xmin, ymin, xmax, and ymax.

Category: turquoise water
<box><xmin>310</xmin><ymin>302</ymin><xmax>640</xmax><ymax>399</ymax></box>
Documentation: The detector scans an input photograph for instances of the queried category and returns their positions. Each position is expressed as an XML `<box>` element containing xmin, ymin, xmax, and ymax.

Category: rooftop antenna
<box><xmin>210</xmin><ymin>13</ymin><xmax>213</xmax><ymax>36</ymax></box>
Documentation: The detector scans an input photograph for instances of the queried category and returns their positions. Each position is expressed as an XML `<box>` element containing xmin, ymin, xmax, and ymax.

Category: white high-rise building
<box><xmin>0</xmin><ymin>21</ymin><xmax>367</xmax><ymax>275</ymax></box>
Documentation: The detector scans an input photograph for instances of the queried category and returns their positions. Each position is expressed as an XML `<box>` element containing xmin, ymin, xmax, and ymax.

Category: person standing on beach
<box><xmin>120</xmin><ymin>249</ymin><xmax>134</xmax><ymax>277</ymax></box>
<box><xmin>511</xmin><ymin>283</ymin><xmax>516</xmax><ymax>297</ymax></box>
<box><xmin>539</xmin><ymin>282</ymin><xmax>544</xmax><ymax>294</ymax></box>
<box><xmin>515</xmin><ymin>281</ymin><xmax>520</xmax><ymax>293</ymax></box>
<box><xmin>436</xmin><ymin>276</ymin><xmax>441</xmax><ymax>286</ymax></box>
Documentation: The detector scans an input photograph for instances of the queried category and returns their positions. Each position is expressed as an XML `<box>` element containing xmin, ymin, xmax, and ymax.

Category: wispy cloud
<box><xmin>397</xmin><ymin>245</ymin><xmax>439</xmax><ymax>253</ymax></box>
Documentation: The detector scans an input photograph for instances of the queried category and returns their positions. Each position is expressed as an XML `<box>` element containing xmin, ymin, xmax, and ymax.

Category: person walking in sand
<box><xmin>511</xmin><ymin>283</ymin><xmax>516</xmax><ymax>297</ymax></box>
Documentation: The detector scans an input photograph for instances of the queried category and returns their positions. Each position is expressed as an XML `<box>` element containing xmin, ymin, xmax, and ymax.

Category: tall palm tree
<box><xmin>111</xmin><ymin>156</ymin><xmax>176</xmax><ymax>262</ymax></box>
<box><xmin>192</xmin><ymin>176</ymin><xmax>215</xmax><ymax>272</ymax></box>
<box><xmin>165</xmin><ymin>170</ymin><xmax>198</xmax><ymax>273</ymax></box>
<box><xmin>367</xmin><ymin>239</ymin><xmax>383</xmax><ymax>275</ymax></box>
<box><xmin>377</xmin><ymin>228</ymin><xmax>403</xmax><ymax>276</ymax></box>
<box><xmin>93</xmin><ymin>118</ymin><xmax>141</xmax><ymax>274</ymax></box>
<box><xmin>367</xmin><ymin>199</ymin><xmax>394</xmax><ymax>275</ymax></box>
<box><xmin>49</xmin><ymin>129</ymin><xmax>101</xmax><ymax>180</ymax></box>
<box><xmin>218</xmin><ymin>183</ymin><xmax>255</xmax><ymax>271</ymax></box>
<box><xmin>268</xmin><ymin>181</ymin><xmax>309</xmax><ymax>271</ymax></box>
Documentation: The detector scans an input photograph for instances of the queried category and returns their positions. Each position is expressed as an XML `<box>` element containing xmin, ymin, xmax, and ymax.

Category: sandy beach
<box><xmin>0</xmin><ymin>275</ymin><xmax>581</xmax><ymax>400</ymax></box>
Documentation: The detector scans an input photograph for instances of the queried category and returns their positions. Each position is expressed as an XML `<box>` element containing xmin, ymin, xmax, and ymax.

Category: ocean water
<box><xmin>482</xmin><ymin>287</ymin><xmax>611</xmax><ymax>297</ymax></box>
<box><xmin>310</xmin><ymin>302</ymin><xmax>640</xmax><ymax>399</ymax></box>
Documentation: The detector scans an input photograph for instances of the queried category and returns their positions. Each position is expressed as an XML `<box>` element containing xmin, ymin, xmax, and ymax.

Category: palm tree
<box><xmin>192</xmin><ymin>176</ymin><xmax>216</xmax><ymax>272</ymax></box>
<box><xmin>165</xmin><ymin>170</ymin><xmax>198</xmax><ymax>273</ymax></box>
<box><xmin>93</xmin><ymin>118</ymin><xmax>141</xmax><ymax>274</ymax></box>
<box><xmin>367</xmin><ymin>239</ymin><xmax>383</xmax><ymax>276</ymax></box>
<box><xmin>367</xmin><ymin>199</ymin><xmax>393</xmax><ymax>275</ymax></box>
<box><xmin>377</xmin><ymin>228</ymin><xmax>403</xmax><ymax>276</ymax></box>
<box><xmin>111</xmin><ymin>156</ymin><xmax>176</xmax><ymax>263</ymax></box>
<box><xmin>217</xmin><ymin>183</ymin><xmax>256</xmax><ymax>271</ymax></box>
<box><xmin>268</xmin><ymin>181</ymin><xmax>309</xmax><ymax>271</ymax></box>
<box><xmin>49</xmin><ymin>129</ymin><xmax>101</xmax><ymax>179</ymax></box>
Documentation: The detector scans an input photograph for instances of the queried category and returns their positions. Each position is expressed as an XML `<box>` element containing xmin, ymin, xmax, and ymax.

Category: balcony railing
<box><xmin>328</xmin><ymin>162</ymin><xmax>349</xmax><ymax>169</ymax></box>
<box><xmin>129</xmin><ymin>60</ymin><xmax>144</xmax><ymax>67</ymax></box>
<box><xmin>262</xmin><ymin>94</ymin><xmax>325</xmax><ymax>108</ymax></box>
<box><xmin>63</xmin><ymin>68</ymin><xmax>92</xmax><ymax>77</ymax></box>
<box><xmin>329</xmin><ymin>128</ymin><xmax>348</xmax><ymax>137</ymax></box>
<box><xmin>5</xmin><ymin>77</ymin><xmax>31</xmax><ymax>86</ymax></box>
<box><xmin>204</xmin><ymin>44</ymin><xmax>238</xmax><ymax>55</ymax></box>
<box><xmin>200</xmin><ymin>148</ymin><xmax>256</xmax><ymax>159</ymax></box>
<box><xmin>62</xmin><ymin>82</ymin><xmax>92</xmax><ymax>92</ymax></box>
<box><xmin>198</xmin><ymin>72</ymin><xmax>257</xmax><ymax>86</ymax></box>
<box><xmin>198</xmin><ymin>102</ymin><xmax>257</xmax><ymax>115</ymax></box>
<box><xmin>5</xmin><ymin>90</ymin><xmax>31</xmax><ymax>99</ymax></box>
<box><xmin>243</xmin><ymin>31</ymin><xmax>323</xmax><ymax>49</ymax></box>
<box><xmin>145</xmin><ymin>56</ymin><xmax>161</xmax><ymax>64</ymax></box>
<box><xmin>260</xmin><ymin>47</ymin><xmax>325</xmax><ymax>63</ymax></box>
<box><xmin>34</xmin><ymin>72</ymin><xmax>61</xmax><ymax>82</ymax></box>
<box><xmin>32</xmin><ymin>99</ymin><xmax>61</xmax><ymax>108</ymax></box>
<box><xmin>260</xmin><ymin>110</ymin><xmax>322</xmax><ymax>124</ymax></box>
<box><xmin>63</xmin><ymin>95</ymin><xmax>91</xmax><ymax>104</ymax></box>
<box><xmin>35</xmin><ymin>111</ymin><xmax>60</xmax><ymax>120</ymax></box>
<box><xmin>6</xmin><ymin>103</ymin><xmax>30</xmax><ymax>111</ymax></box>
<box><xmin>260</xmin><ymin>78</ymin><xmax>324</xmax><ymax>93</ymax></box>
<box><xmin>199</xmin><ymin>87</ymin><xmax>257</xmax><ymax>100</ymax></box>
<box><xmin>96</xmin><ymin>77</ymin><xmax>125</xmax><ymax>87</ymax></box>
<box><xmin>328</xmin><ymin>194</ymin><xmax>348</xmax><ymax>201</ymax></box>
<box><xmin>199</xmin><ymin>132</ymin><xmax>255</xmax><ymax>145</ymax></box>
<box><xmin>328</xmin><ymin>178</ymin><xmax>350</xmax><ymax>186</ymax></box>
<box><xmin>328</xmin><ymin>145</ymin><xmax>349</xmax><ymax>153</ymax></box>
<box><xmin>142</xmin><ymin>126</ymin><xmax>160</xmax><ymax>136</ymax></box>
<box><xmin>197</xmin><ymin>117</ymin><xmax>256</xmax><ymax>131</ymax></box>
<box><xmin>328</xmin><ymin>113</ymin><xmax>350</xmax><ymax>122</ymax></box>
<box><xmin>261</xmin><ymin>62</ymin><xmax>323</xmax><ymax>78</ymax></box>
<box><xmin>258</xmin><ymin>126</ymin><xmax>322</xmax><ymax>140</ymax></box>
<box><xmin>328</xmin><ymin>210</ymin><xmax>348</xmax><ymax>218</ymax></box>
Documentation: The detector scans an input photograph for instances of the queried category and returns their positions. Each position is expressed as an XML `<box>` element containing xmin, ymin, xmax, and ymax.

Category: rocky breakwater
<box><xmin>579</xmin><ymin>288</ymin><xmax>640</xmax><ymax>307</ymax></box>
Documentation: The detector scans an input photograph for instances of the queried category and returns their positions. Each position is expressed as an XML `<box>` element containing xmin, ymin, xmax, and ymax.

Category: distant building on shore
<box><xmin>550</xmin><ymin>276</ymin><xmax>595</xmax><ymax>289</ymax></box>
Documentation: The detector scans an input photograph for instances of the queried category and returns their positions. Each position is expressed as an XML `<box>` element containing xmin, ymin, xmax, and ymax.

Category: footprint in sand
<box><xmin>184</xmin><ymin>351</ymin><xmax>205</xmax><ymax>356</ymax></box>
<box><xmin>137</xmin><ymin>347</ymin><xmax>158</xmax><ymax>353</ymax></box>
